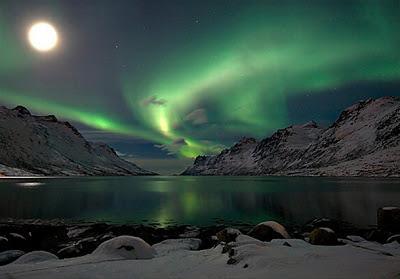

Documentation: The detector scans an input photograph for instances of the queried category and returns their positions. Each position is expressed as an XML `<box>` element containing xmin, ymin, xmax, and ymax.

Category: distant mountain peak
<box><xmin>12</xmin><ymin>105</ymin><xmax>31</xmax><ymax>116</ymax></box>
<box><xmin>0</xmin><ymin>105</ymin><xmax>155</xmax><ymax>176</ymax></box>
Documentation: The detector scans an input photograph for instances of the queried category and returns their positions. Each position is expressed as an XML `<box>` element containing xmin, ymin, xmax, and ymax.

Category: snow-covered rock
<box><xmin>153</xmin><ymin>238</ymin><xmax>202</xmax><ymax>257</ymax></box>
<box><xmin>67</xmin><ymin>226</ymin><xmax>91</xmax><ymax>239</ymax></box>
<box><xmin>183</xmin><ymin>97</ymin><xmax>400</xmax><ymax>177</ymax></box>
<box><xmin>387</xmin><ymin>234</ymin><xmax>400</xmax><ymax>244</ymax></box>
<box><xmin>0</xmin><ymin>250</ymin><xmax>24</xmax><ymax>266</ymax></box>
<box><xmin>57</xmin><ymin>245</ymin><xmax>82</xmax><ymax>259</ymax></box>
<box><xmin>8</xmin><ymin>233</ymin><xmax>26</xmax><ymax>242</ymax></box>
<box><xmin>216</xmin><ymin>228</ymin><xmax>242</xmax><ymax>243</ymax></box>
<box><xmin>346</xmin><ymin>235</ymin><xmax>367</xmax><ymax>243</ymax></box>
<box><xmin>0</xmin><ymin>105</ymin><xmax>154</xmax><ymax>176</ymax></box>
<box><xmin>235</xmin><ymin>234</ymin><xmax>266</xmax><ymax>246</ymax></box>
<box><xmin>12</xmin><ymin>251</ymin><xmax>58</xmax><ymax>264</ymax></box>
<box><xmin>248</xmin><ymin>221</ymin><xmax>290</xmax><ymax>241</ymax></box>
<box><xmin>92</xmin><ymin>236</ymin><xmax>156</xmax><ymax>260</ymax></box>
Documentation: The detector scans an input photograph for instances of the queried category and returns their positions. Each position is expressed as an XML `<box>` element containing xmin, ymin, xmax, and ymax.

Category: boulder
<box><xmin>216</xmin><ymin>228</ymin><xmax>242</xmax><ymax>243</ymax></box>
<box><xmin>92</xmin><ymin>236</ymin><xmax>156</xmax><ymax>260</ymax></box>
<box><xmin>0</xmin><ymin>250</ymin><xmax>24</xmax><ymax>266</ymax></box>
<box><xmin>306</xmin><ymin>218</ymin><xmax>337</xmax><ymax>231</ymax></box>
<box><xmin>179</xmin><ymin>227</ymin><xmax>200</xmax><ymax>238</ymax></box>
<box><xmin>0</xmin><ymin>237</ymin><xmax>9</xmax><ymax>252</ymax></box>
<box><xmin>76</xmin><ymin>237</ymin><xmax>98</xmax><ymax>253</ymax></box>
<box><xmin>346</xmin><ymin>235</ymin><xmax>366</xmax><ymax>243</ymax></box>
<box><xmin>7</xmin><ymin>233</ymin><xmax>27</xmax><ymax>250</ymax></box>
<box><xmin>57</xmin><ymin>245</ymin><xmax>82</xmax><ymax>258</ymax></box>
<box><xmin>366</xmin><ymin>229</ymin><xmax>391</xmax><ymax>243</ymax></box>
<box><xmin>309</xmin><ymin>228</ymin><xmax>338</xmax><ymax>245</ymax></box>
<box><xmin>8</xmin><ymin>233</ymin><xmax>26</xmax><ymax>241</ymax></box>
<box><xmin>387</xmin><ymin>234</ymin><xmax>400</xmax><ymax>244</ymax></box>
<box><xmin>12</xmin><ymin>251</ymin><xmax>58</xmax><ymax>264</ymax></box>
<box><xmin>377</xmin><ymin>207</ymin><xmax>400</xmax><ymax>232</ymax></box>
<box><xmin>248</xmin><ymin>221</ymin><xmax>290</xmax><ymax>241</ymax></box>
<box><xmin>67</xmin><ymin>226</ymin><xmax>91</xmax><ymax>238</ymax></box>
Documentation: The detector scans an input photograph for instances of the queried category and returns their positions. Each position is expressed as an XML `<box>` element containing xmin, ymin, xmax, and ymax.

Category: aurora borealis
<box><xmin>1</xmin><ymin>0</ymin><xmax>399</xmax><ymax>173</ymax></box>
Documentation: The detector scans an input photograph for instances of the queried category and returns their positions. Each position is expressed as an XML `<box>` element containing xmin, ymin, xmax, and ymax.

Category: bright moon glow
<box><xmin>28</xmin><ymin>22</ymin><xmax>58</xmax><ymax>52</ymax></box>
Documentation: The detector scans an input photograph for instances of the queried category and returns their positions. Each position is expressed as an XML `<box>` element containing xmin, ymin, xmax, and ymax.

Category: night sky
<box><xmin>1</xmin><ymin>0</ymin><xmax>399</xmax><ymax>174</ymax></box>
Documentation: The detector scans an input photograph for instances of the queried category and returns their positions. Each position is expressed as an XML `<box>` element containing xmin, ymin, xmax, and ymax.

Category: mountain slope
<box><xmin>0</xmin><ymin>106</ymin><xmax>154</xmax><ymax>176</ymax></box>
<box><xmin>183</xmin><ymin>96</ymin><xmax>400</xmax><ymax>177</ymax></box>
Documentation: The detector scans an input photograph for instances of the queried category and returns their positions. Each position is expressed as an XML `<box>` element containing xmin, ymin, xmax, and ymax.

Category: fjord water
<box><xmin>0</xmin><ymin>176</ymin><xmax>399</xmax><ymax>227</ymax></box>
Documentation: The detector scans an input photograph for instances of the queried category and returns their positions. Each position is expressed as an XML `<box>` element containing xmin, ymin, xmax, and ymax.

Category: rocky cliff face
<box><xmin>183</xmin><ymin>97</ymin><xmax>400</xmax><ymax>176</ymax></box>
<box><xmin>0</xmin><ymin>106</ymin><xmax>154</xmax><ymax>176</ymax></box>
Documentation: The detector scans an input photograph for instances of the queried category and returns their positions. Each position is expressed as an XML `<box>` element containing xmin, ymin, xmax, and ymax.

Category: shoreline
<box><xmin>0</xmin><ymin>215</ymin><xmax>391</xmax><ymax>260</ymax></box>
<box><xmin>1</xmin><ymin>211</ymin><xmax>399</xmax><ymax>278</ymax></box>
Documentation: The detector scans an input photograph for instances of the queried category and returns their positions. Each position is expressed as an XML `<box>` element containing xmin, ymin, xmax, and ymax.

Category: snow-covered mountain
<box><xmin>0</xmin><ymin>106</ymin><xmax>154</xmax><ymax>176</ymax></box>
<box><xmin>183</xmin><ymin>96</ymin><xmax>400</xmax><ymax>176</ymax></box>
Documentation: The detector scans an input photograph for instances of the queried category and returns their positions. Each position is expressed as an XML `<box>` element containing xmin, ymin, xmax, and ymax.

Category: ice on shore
<box><xmin>1</xmin><ymin>235</ymin><xmax>399</xmax><ymax>279</ymax></box>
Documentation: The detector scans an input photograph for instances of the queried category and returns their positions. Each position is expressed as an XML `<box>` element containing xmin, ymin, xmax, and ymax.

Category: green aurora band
<box><xmin>1</xmin><ymin>1</ymin><xmax>399</xmax><ymax>158</ymax></box>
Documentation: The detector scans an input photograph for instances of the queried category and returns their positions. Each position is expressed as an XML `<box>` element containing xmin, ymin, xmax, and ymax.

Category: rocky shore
<box><xmin>0</xmin><ymin>207</ymin><xmax>398</xmax><ymax>261</ymax></box>
<box><xmin>0</xmin><ymin>207</ymin><xmax>400</xmax><ymax>279</ymax></box>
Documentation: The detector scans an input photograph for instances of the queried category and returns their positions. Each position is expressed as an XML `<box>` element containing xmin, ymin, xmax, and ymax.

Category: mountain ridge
<box><xmin>0</xmin><ymin>105</ymin><xmax>155</xmax><ymax>176</ymax></box>
<box><xmin>182</xmin><ymin>96</ymin><xmax>400</xmax><ymax>177</ymax></box>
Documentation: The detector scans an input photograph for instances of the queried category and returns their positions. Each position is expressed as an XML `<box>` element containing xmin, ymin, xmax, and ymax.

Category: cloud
<box><xmin>141</xmin><ymin>95</ymin><xmax>167</xmax><ymax>106</ymax></box>
<box><xmin>184</xmin><ymin>108</ymin><xmax>208</xmax><ymax>125</ymax></box>
<box><xmin>155</xmin><ymin>137</ymin><xmax>187</xmax><ymax>155</ymax></box>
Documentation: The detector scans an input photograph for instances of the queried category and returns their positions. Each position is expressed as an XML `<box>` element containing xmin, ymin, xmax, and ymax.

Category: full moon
<box><xmin>28</xmin><ymin>22</ymin><xmax>58</xmax><ymax>52</ymax></box>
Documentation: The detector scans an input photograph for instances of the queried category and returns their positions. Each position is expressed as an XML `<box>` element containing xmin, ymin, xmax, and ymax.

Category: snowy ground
<box><xmin>1</xmin><ymin>236</ymin><xmax>399</xmax><ymax>279</ymax></box>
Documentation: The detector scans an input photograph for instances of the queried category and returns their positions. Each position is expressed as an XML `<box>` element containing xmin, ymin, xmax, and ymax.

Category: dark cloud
<box><xmin>155</xmin><ymin>137</ymin><xmax>187</xmax><ymax>155</ymax></box>
<box><xmin>184</xmin><ymin>108</ymin><xmax>208</xmax><ymax>125</ymax></box>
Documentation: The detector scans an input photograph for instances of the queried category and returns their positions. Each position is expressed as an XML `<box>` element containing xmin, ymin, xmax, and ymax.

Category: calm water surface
<box><xmin>0</xmin><ymin>176</ymin><xmax>399</xmax><ymax>227</ymax></box>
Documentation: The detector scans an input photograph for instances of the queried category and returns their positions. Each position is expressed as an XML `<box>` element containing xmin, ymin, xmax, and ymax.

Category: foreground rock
<box><xmin>12</xmin><ymin>251</ymin><xmax>58</xmax><ymax>264</ymax></box>
<box><xmin>309</xmin><ymin>228</ymin><xmax>339</xmax><ymax>246</ymax></box>
<box><xmin>0</xmin><ymin>250</ymin><xmax>24</xmax><ymax>265</ymax></box>
<box><xmin>378</xmin><ymin>207</ymin><xmax>400</xmax><ymax>233</ymax></box>
<box><xmin>0</xmin><ymin>105</ymin><xmax>154</xmax><ymax>176</ymax></box>
<box><xmin>248</xmin><ymin>221</ymin><xmax>290</xmax><ymax>241</ymax></box>
<box><xmin>0</xmin><ymin>238</ymin><xmax>8</xmax><ymax>251</ymax></box>
<box><xmin>183</xmin><ymin>97</ymin><xmax>400</xmax><ymax>177</ymax></box>
<box><xmin>216</xmin><ymin>228</ymin><xmax>242</xmax><ymax>243</ymax></box>
<box><xmin>57</xmin><ymin>245</ymin><xmax>82</xmax><ymax>259</ymax></box>
<box><xmin>92</xmin><ymin>236</ymin><xmax>156</xmax><ymax>259</ymax></box>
